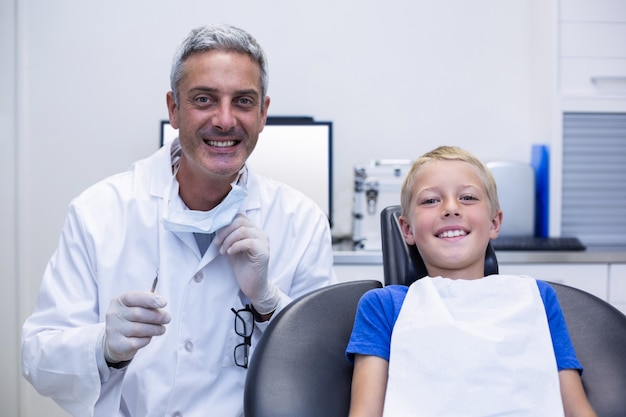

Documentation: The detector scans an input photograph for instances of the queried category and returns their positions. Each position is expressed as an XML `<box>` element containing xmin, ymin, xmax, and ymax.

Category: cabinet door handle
<box><xmin>590</xmin><ymin>76</ymin><xmax>626</xmax><ymax>91</ymax></box>
<box><xmin>591</xmin><ymin>76</ymin><xmax>626</xmax><ymax>83</ymax></box>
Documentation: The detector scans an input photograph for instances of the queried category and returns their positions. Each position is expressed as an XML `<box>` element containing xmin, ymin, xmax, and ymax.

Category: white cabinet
<box><xmin>559</xmin><ymin>0</ymin><xmax>626</xmax><ymax>103</ymax></box>
<box><xmin>334</xmin><ymin>264</ymin><xmax>384</xmax><ymax>284</ymax></box>
<box><xmin>560</xmin><ymin>0</ymin><xmax>626</xmax><ymax>22</ymax></box>
<box><xmin>333</xmin><ymin>253</ymin><xmax>625</xmax><ymax>313</ymax></box>
<box><xmin>498</xmin><ymin>263</ymin><xmax>609</xmax><ymax>301</ymax></box>
<box><xmin>334</xmin><ymin>259</ymin><xmax>611</xmax><ymax>303</ymax></box>
<box><xmin>609</xmin><ymin>263</ymin><xmax>626</xmax><ymax>315</ymax></box>
<box><xmin>561</xmin><ymin>23</ymin><xmax>626</xmax><ymax>58</ymax></box>
<box><xmin>561</xmin><ymin>58</ymin><xmax>626</xmax><ymax>97</ymax></box>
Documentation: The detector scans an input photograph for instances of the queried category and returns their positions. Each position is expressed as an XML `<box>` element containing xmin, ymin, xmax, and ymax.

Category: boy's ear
<box><xmin>398</xmin><ymin>215</ymin><xmax>416</xmax><ymax>245</ymax></box>
<box><xmin>489</xmin><ymin>210</ymin><xmax>503</xmax><ymax>239</ymax></box>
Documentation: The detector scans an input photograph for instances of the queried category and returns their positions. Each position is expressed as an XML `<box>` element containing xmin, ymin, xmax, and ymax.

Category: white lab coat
<box><xmin>21</xmin><ymin>143</ymin><xmax>337</xmax><ymax>417</ymax></box>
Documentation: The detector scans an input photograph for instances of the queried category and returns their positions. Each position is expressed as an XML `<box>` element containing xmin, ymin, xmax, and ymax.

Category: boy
<box><xmin>346</xmin><ymin>146</ymin><xmax>596</xmax><ymax>417</ymax></box>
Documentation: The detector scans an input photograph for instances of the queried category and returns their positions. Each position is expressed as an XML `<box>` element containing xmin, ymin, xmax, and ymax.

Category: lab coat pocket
<box><xmin>221</xmin><ymin>302</ymin><xmax>254</xmax><ymax>369</ymax></box>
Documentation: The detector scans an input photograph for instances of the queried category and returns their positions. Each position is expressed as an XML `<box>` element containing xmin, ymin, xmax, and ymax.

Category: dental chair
<box><xmin>243</xmin><ymin>279</ymin><xmax>382</xmax><ymax>417</ymax></box>
<box><xmin>380</xmin><ymin>204</ymin><xmax>626</xmax><ymax>417</ymax></box>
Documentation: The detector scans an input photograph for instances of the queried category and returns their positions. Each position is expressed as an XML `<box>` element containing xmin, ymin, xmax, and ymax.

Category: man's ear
<box><xmin>258</xmin><ymin>95</ymin><xmax>271</xmax><ymax>133</ymax></box>
<box><xmin>398</xmin><ymin>215</ymin><xmax>416</xmax><ymax>245</ymax></box>
<box><xmin>489</xmin><ymin>210</ymin><xmax>503</xmax><ymax>240</ymax></box>
<box><xmin>166</xmin><ymin>91</ymin><xmax>179</xmax><ymax>129</ymax></box>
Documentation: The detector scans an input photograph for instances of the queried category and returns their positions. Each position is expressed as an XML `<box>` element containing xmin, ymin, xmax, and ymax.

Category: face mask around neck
<box><xmin>161</xmin><ymin>174</ymin><xmax>248</xmax><ymax>234</ymax></box>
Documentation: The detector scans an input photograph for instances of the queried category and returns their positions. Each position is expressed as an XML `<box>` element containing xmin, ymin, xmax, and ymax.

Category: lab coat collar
<box><xmin>148</xmin><ymin>142</ymin><xmax>177</xmax><ymax>199</ymax></box>
<box><xmin>145</xmin><ymin>142</ymin><xmax>262</xmax><ymax>213</ymax></box>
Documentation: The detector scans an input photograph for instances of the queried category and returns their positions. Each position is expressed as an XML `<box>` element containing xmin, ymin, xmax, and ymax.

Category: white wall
<box><xmin>1</xmin><ymin>0</ymin><xmax>19</xmax><ymax>415</ymax></box>
<box><xmin>7</xmin><ymin>0</ymin><xmax>556</xmax><ymax>415</ymax></box>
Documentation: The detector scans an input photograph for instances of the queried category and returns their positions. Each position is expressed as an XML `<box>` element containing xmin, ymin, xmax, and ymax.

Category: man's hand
<box><xmin>215</xmin><ymin>213</ymin><xmax>279</xmax><ymax>315</ymax></box>
<box><xmin>104</xmin><ymin>291</ymin><xmax>171</xmax><ymax>364</ymax></box>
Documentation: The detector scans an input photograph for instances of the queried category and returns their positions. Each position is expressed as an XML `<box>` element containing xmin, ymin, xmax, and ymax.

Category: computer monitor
<box><xmin>160</xmin><ymin>116</ymin><xmax>333</xmax><ymax>226</ymax></box>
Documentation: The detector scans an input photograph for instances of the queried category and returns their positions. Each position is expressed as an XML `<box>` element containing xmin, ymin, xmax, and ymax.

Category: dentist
<box><xmin>22</xmin><ymin>24</ymin><xmax>336</xmax><ymax>417</ymax></box>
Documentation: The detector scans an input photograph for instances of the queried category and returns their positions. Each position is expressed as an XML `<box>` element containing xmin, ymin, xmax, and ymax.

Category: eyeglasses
<box><xmin>231</xmin><ymin>304</ymin><xmax>255</xmax><ymax>368</ymax></box>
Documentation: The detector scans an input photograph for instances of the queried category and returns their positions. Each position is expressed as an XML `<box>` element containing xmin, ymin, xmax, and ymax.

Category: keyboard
<box><xmin>492</xmin><ymin>236</ymin><xmax>586</xmax><ymax>251</ymax></box>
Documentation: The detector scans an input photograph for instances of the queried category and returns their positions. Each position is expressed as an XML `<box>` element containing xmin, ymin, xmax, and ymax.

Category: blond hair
<box><xmin>400</xmin><ymin>146</ymin><xmax>501</xmax><ymax>218</ymax></box>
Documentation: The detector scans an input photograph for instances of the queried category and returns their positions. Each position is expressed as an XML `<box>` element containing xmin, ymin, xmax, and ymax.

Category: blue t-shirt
<box><xmin>346</xmin><ymin>279</ymin><xmax>582</xmax><ymax>373</ymax></box>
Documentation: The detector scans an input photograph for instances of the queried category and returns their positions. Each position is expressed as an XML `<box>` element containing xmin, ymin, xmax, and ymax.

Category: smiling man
<box><xmin>167</xmin><ymin>45</ymin><xmax>269</xmax><ymax>210</ymax></box>
<box><xmin>22</xmin><ymin>24</ymin><xmax>336</xmax><ymax>417</ymax></box>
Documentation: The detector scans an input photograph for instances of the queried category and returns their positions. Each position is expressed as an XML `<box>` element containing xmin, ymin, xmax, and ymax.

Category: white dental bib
<box><xmin>383</xmin><ymin>275</ymin><xmax>563</xmax><ymax>417</ymax></box>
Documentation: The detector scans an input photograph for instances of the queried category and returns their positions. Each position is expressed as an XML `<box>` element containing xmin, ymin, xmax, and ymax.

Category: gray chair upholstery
<box><xmin>550</xmin><ymin>282</ymin><xmax>626</xmax><ymax>417</ymax></box>
<box><xmin>379</xmin><ymin>204</ymin><xmax>626</xmax><ymax>417</ymax></box>
<box><xmin>243</xmin><ymin>280</ymin><xmax>383</xmax><ymax>417</ymax></box>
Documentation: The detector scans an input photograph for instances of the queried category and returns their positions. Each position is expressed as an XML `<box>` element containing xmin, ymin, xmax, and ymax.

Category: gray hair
<box><xmin>170</xmin><ymin>24</ymin><xmax>269</xmax><ymax>107</ymax></box>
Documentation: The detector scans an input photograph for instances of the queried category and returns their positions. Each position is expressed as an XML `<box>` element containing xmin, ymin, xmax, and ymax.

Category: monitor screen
<box><xmin>160</xmin><ymin>117</ymin><xmax>333</xmax><ymax>226</ymax></box>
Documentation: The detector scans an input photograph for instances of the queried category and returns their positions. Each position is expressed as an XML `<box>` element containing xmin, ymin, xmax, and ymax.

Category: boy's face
<box><xmin>399</xmin><ymin>160</ymin><xmax>502</xmax><ymax>279</ymax></box>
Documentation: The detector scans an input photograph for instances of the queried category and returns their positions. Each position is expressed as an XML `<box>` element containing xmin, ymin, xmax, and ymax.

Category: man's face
<box><xmin>167</xmin><ymin>50</ymin><xmax>270</xmax><ymax>182</ymax></box>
